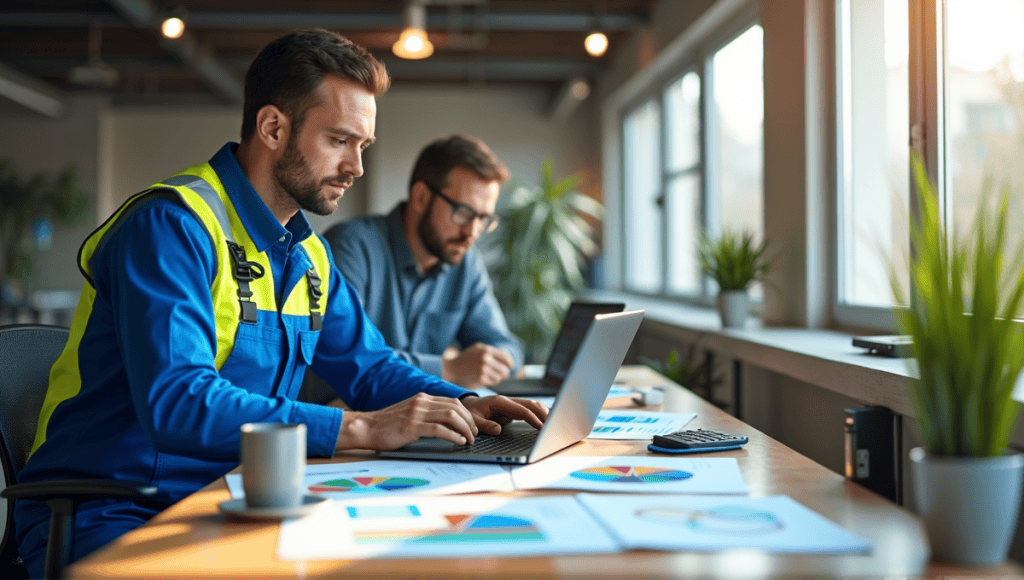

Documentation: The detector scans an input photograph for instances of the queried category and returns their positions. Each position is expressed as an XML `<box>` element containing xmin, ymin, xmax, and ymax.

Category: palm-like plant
<box><xmin>892</xmin><ymin>154</ymin><xmax>1024</xmax><ymax>457</ymax></box>
<box><xmin>697</xmin><ymin>229</ymin><xmax>771</xmax><ymax>291</ymax></box>
<box><xmin>489</xmin><ymin>160</ymin><xmax>603</xmax><ymax>362</ymax></box>
<box><xmin>0</xmin><ymin>160</ymin><xmax>88</xmax><ymax>296</ymax></box>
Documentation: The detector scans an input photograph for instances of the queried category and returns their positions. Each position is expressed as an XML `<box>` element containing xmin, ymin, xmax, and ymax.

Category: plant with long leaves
<box><xmin>488</xmin><ymin>160</ymin><xmax>603</xmax><ymax>362</ymax></box>
<box><xmin>697</xmin><ymin>229</ymin><xmax>771</xmax><ymax>292</ymax></box>
<box><xmin>639</xmin><ymin>344</ymin><xmax>724</xmax><ymax>405</ymax></box>
<box><xmin>891</xmin><ymin>153</ymin><xmax>1024</xmax><ymax>457</ymax></box>
<box><xmin>0</xmin><ymin>160</ymin><xmax>88</xmax><ymax>288</ymax></box>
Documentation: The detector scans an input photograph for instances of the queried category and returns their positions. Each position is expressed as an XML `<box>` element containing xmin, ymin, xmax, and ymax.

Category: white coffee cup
<box><xmin>240</xmin><ymin>423</ymin><xmax>306</xmax><ymax>509</ymax></box>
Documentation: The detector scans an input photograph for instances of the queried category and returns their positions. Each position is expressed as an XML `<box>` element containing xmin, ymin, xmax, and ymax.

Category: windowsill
<box><xmin>586</xmin><ymin>289</ymin><xmax>919</xmax><ymax>418</ymax></box>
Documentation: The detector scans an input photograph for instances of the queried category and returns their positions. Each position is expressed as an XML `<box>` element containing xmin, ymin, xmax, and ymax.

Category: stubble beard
<box><xmin>418</xmin><ymin>198</ymin><xmax>470</xmax><ymax>266</ymax></box>
<box><xmin>273</xmin><ymin>134</ymin><xmax>352</xmax><ymax>216</ymax></box>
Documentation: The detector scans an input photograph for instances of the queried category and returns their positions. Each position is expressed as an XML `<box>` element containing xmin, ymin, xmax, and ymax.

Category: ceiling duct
<box><xmin>69</xmin><ymin>23</ymin><xmax>121</xmax><ymax>89</ymax></box>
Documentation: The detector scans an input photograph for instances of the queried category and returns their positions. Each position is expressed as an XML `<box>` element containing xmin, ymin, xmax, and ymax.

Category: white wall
<box><xmin>1</xmin><ymin>85</ymin><xmax>593</xmax><ymax>293</ymax></box>
<box><xmin>369</xmin><ymin>85</ymin><xmax>573</xmax><ymax>214</ymax></box>
<box><xmin>0</xmin><ymin>95</ymin><xmax>110</xmax><ymax>293</ymax></box>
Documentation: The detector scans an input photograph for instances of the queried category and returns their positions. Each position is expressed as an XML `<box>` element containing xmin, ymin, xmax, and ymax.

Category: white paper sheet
<box><xmin>276</xmin><ymin>495</ymin><xmax>622</xmax><ymax>560</ymax></box>
<box><xmin>588</xmin><ymin>409</ymin><xmax>697</xmax><ymax>439</ymax></box>
<box><xmin>577</xmin><ymin>494</ymin><xmax>872</xmax><ymax>554</ymax></box>
<box><xmin>225</xmin><ymin>460</ymin><xmax>514</xmax><ymax>499</ymax></box>
<box><xmin>509</xmin><ymin>455</ymin><xmax>747</xmax><ymax>494</ymax></box>
<box><xmin>524</xmin><ymin>385</ymin><xmax>643</xmax><ymax>411</ymax></box>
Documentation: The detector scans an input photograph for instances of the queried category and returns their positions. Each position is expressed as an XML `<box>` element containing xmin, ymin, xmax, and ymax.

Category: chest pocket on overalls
<box><xmin>215</xmin><ymin>241</ymin><xmax>286</xmax><ymax>396</ymax></box>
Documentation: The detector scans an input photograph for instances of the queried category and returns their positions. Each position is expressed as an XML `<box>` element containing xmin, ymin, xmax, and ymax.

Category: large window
<box><xmin>621</xmin><ymin>23</ymin><xmax>764</xmax><ymax>300</ymax></box>
<box><xmin>837</xmin><ymin>0</ymin><xmax>1024</xmax><ymax>326</ymax></box>
<box><xmin>945</xmin><ymin>0</ymin><xmax>1024</xmax><ymax>254</ymax></box>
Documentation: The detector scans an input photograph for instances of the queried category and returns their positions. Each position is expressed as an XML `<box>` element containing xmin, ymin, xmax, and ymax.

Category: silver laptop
<box><xmin>379</xmin><ymin>309</ymin><xmax>644</xmax><ymax>465</ymax></box>
<box><xmin>489</xmin><ymin>301</ymin><xmax>625</xmax><ymax>397</ymax></box>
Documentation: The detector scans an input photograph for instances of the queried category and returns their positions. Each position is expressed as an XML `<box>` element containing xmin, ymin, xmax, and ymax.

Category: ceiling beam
<box><xmin>103</xmin><ymin>0</ymin><xmax>243</xmax><ymax>103</ymax></box>
<box><xmin>1</xmin><ymin>11</ymin><xmax>645</xmax><ymax>32</ymax></box>
<box><xmin>0</xmin><ymin>62</ymin><xmax>66</xmax><ymax>118</ymax></box>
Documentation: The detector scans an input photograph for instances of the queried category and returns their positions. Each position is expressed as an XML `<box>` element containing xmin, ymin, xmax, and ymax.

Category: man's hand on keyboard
<box><xmin>460</xmin><ymin>395</ymin><xmax>549</xmax><ymax>436</ymax></box>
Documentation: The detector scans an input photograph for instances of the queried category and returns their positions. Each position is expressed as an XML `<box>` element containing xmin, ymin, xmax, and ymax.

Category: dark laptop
<box><xmin>488</xmin><ymin>301</ymin><xmax>625</xmax><ymax>397</ymax></box>
<box><xmin>379</xmin><ymin>310</ymin><xmax>644</xmax><ymax>465</ymax></box>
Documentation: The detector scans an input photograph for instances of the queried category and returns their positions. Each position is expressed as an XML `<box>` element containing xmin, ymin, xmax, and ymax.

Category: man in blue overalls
<box><xmin>14</xmin><ymin>29</ymin><xmax>547</xmax><ymax>577</ymax></box>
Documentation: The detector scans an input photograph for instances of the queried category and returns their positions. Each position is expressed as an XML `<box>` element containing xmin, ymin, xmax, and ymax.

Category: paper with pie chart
<box><xmin>509</xmin><ymin>455</ymin><xmax>747</xmax><ymax>494</ymax></box>
<box><xmin>576</xmin><ymin>494</ymin><xmax>871</xmax><ymax>554</ymax></box>
<box><xmin>225</xmin><ymin>460</ymin><xmax>514</xmax><ymax>500</ymax></box>
<box><xmin>588</xmin><ymin>410</ymin><xmax>697</xmax><ymax>439</ymax></box>
<box><xmin>276</xmin><ymin>495</ymin><xmax>621</xmax><ymax>560</ymax></box>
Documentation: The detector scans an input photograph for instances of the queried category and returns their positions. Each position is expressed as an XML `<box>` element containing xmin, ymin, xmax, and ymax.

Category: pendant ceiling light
<box><xmin>584</xmin><ymin>31</ymin><xmax>608</xmax><ymax>57</ymax></box>
<box><xmin>393</xmin><ymin>1</ymin><xmax>434</xmax><ymax>60</ymax></box>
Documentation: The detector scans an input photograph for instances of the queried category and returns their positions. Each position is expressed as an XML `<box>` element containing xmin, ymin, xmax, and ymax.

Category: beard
<box><xmin>418</xmin><ymin>198</ymin><xmax>471</xmax><ymax>266</ymax></box>
<box><xmin>273</xmin><ymin>134</ymin><xmax>352</xmax><ymax>216</ymax></box>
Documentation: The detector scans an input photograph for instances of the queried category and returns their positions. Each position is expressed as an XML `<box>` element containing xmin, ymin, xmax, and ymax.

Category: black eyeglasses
<box><xmin>424</xmin><ymin>182</ymin><xmax>500</xmax><ymax>233</ymax></box>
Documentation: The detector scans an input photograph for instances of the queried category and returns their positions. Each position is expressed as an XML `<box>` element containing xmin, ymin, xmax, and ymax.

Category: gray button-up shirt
<box><xmin>324</xmin><ymin>204</ymin><xmax>524</xmax><ymax>378</ymax></box>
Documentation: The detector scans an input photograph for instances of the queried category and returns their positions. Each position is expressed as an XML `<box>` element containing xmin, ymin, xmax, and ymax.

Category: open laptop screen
<box><xmin>543</xmin><ymin>302</ymin><xmax>625</xmax><ymax>385</ymax></box>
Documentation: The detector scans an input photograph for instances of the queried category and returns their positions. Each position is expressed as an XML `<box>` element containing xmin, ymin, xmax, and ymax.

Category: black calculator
<box><xmin>648</xmin><ymin>429</ymin><xmax>749</xmax><ymax>454</ymax></box>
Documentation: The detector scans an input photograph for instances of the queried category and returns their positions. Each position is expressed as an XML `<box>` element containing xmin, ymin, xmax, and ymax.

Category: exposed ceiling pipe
<box><xmin>3</xmin><ymin>10</ymin><xmax>644</xmax><ymax>32</ymax></box>
<box><xmin>104</xmin><ymin>0</ymin><xmax>243</xmax><ymax>104</ymax></box>
<box><xmin>0</xmin><ymin>62</ymin><xmax>66</xmax><ymax>118</ymax></box>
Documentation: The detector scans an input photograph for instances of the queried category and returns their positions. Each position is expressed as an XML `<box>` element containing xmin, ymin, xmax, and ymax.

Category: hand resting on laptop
<box><xmin>336</xmin><ymin>393</ymin><xmax>548</xmax><ymax>452</ymax></box>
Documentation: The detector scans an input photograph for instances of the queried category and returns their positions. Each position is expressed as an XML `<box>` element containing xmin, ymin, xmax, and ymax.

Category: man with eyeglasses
<box><xmin>323</xmin><ymin>134</ymin><xmax>523</xmax><ymax>389</ymax></box>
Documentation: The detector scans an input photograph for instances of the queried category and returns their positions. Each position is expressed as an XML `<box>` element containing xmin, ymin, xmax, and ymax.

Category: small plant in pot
<box><xmin>697</xmin><ymin>228</ymin><xmax>771</xmax><ymax>328</ymax></box>
<box><xmin>892</xmin><ymin>154</ymin><xmax>1024</xmax><ymax>566</ymax></box>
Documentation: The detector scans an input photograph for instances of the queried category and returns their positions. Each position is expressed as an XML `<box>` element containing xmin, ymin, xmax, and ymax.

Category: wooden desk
<box><xmin>67</xmin><ymin>367</ymin><xmax>1019</xmax><ymax>579</ymax></box>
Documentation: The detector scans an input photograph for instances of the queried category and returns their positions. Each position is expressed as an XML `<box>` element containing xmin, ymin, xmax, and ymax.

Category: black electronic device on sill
<box><xmin>852</xmin><ymin>335</ymin><xmax>914</xmax><ymax>358</ymax></box>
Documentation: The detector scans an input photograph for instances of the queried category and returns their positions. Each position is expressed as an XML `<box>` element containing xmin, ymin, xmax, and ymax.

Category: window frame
<box><xmin>618</xmin><ymin>9</ymin><xmax>763</xmax><ymax>307</ymax></box>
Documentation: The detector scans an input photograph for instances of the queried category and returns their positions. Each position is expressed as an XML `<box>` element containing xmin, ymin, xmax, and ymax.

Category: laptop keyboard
<box><xmin>451</xmin><ymin>430</ymin><xmax>539</xmax><ymax>454</ymax></box>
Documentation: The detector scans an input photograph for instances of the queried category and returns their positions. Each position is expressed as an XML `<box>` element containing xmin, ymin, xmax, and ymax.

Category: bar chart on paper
<box><xmin>277</xmin><ymin>496</ymin><xmax>622</xmax><ymax>560</ymax></box>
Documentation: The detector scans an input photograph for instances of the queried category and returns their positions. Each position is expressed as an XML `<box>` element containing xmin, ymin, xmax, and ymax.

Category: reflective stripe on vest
<box><xmin>31</xmin><ymin>162</ymin><xmax>330</xmax><ymax>455</ymax></box>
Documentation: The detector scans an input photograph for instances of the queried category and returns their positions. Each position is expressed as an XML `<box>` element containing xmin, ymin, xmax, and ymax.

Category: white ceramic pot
<box><xmin>716</xmin><ymin>290</ymin><xmax>749</xmax><ymax>329</ymax></box>
<box><xmin>910</xmin><ymin>446</ymin><xmax>1024</xmax><ymax>566</ymax></box>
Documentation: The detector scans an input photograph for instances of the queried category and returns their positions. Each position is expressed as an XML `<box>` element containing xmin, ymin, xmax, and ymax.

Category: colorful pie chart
<box><xmin>309</xmin><ymin>476</ymin><xmax>430</xmax><ymax>493</ymax></box>
<box><xmin>569</xmin><ymin>465</ymin><xmax>693</xmax><ymax>484</ymax></box>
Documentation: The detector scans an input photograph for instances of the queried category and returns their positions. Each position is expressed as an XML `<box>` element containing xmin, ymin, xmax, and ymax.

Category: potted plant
<box><xmin>639</xmin><ymin>343</ymin><xmax>724</xmax><ymax>407</ymax></box>
<box><xmin>697</xmin><ymin>228</ymin><xmax>771</xmax><ymax>328</ymax></box>
<box><xmin>0</xmin><ymin>160</ymin><xmax>88</xmax><ymax>322</ymax></box>
<box><xmin>893</xmin><ymin>153</ymin><xmax>1024</xmax><ymax>566</ymax></box>
<box><xmin>488</xmin><ymin>160</ymin><xmax>603</xmax><ymax>362</ymax></box>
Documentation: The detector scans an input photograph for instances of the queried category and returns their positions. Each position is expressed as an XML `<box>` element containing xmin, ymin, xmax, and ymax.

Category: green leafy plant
<box><xmin>639</xmin><ymin>344</ymin><xmax>724</xmax><ymax>405</ymax></box>
<box><xmin>697</xmin><ymin>229</ymin><xmax>771</xmax><ymax>291</ymax></box>
<box><xmin>892</xmin><ymin>153</ymin><xmax>1024</xmax><ymax>457</ymax></box>
<box><xmin>0</xmin><ymin>159</ymin><xmax>88</xmax><ymax>294</ymax></box>
<box><xmin>489</xmin><ymin>160</ymin><xmax>603</xmax><ymax>362</ymax></box>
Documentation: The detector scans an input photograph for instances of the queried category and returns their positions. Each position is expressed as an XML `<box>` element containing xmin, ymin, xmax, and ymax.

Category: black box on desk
<box><xmin>844</xmin><ymin>406</ymin><xmax>901</xmax><ymax>504</ymax></box>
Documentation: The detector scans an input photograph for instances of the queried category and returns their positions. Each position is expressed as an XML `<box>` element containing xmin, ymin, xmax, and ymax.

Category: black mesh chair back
<box><xmin>0</xmin><ymin>324</ymin><xmax>69</xmax><ymax>579</ymax></box>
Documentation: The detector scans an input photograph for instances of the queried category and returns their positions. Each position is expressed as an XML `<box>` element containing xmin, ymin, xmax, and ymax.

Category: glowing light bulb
<box><xmin>393</xmin><ymin>28</ymin><xmax>434</xmax><ymax>59</ymax></box>
<box><xmin>584</xmin><ymin>31</ymin><xmax>608</xmax><ymax>57</ymax></box>
<box><xmin>161</xmin><ymin>16</ymin><xmax>185</xmax><ymax>39</ymax></box>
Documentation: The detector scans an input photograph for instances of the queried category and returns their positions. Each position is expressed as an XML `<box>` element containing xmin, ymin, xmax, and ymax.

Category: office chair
<box><xmin>0</xmin><ymin>324</ymin><xmax>156</xmax><ymax>580</ymax></box>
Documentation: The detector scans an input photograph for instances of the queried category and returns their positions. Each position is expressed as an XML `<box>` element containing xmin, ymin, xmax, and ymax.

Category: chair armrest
<box><xmin>1</xmin><ymin>479</ymin><xmax>157</xmax><ymax>503</ymax></box>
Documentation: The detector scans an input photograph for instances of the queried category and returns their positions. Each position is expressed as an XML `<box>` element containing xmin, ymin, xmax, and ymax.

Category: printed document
<box><xmin>509</xmin><ymin>455</ymin><xmax>746</xmax><ymax>494</ymax></box>
<box><xmin>577</xmin><ymin>494</ymin><xmax>872</xmax><ymax>554</ymax></box>
<box><xmin>225</xmin><ymin>460</ymin><xmax>513</xmax><ymax>499</ymax></box>
<box><xmin>277</xmin><ymin>495</ymin><xmax>621</xmax><ymax>560</ymax></box>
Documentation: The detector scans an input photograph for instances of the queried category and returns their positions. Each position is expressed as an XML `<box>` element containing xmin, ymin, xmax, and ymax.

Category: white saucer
<box><xmin>219</xmin><ymin>495</ymin><xmax>328</xmax><ymax>521</ymax></box>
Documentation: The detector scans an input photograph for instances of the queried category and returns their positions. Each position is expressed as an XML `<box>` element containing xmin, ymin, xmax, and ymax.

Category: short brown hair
<box><xmin>409</xmin><ymin>134</ymin><xmax>510</xmax><ymax>193</ymax></box>
<box><xmin>241</xmin><ymin>29</ymin><xmax>390</xmax><ymax>141</ymax></box>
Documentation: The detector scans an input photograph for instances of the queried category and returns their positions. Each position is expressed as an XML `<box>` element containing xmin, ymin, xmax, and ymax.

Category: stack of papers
<box><xmin>274</xmin><ymin>493</ymin><xmax>872</xmax><ymax>560</ymax></box>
